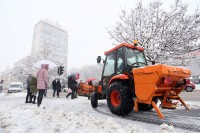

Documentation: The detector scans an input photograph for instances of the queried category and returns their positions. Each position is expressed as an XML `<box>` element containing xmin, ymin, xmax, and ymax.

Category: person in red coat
<box><xmin>36</xmin><ymin>64</ymin><xmax>49</xmax><ymax>107</ymax></box>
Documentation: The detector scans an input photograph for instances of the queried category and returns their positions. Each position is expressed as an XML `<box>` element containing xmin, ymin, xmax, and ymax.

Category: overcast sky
<box><xmin>0</xmin><ymin>0</ymin><xmax>199</xmax><ymax>72</ymax></box>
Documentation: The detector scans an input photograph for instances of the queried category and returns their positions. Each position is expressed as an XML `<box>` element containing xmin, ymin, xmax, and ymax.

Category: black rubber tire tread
<box><xmin>107</xmin><ymin>82</ymin><xmax>134</xmax><ymax>116</ymax></box>
<box><xmin>185</xmin><ymin>86</ymin><xmax>193</xmax><ymax>92</ymax></box>
<box><xmin>138</xmin><ymin>98</ymin><xmax>158</xmax><ymax>111</ymax></box>
<box><xmin>91</xmin><ymin>92</ymin><xmax>98</xmax><ymax>108</ymax></box>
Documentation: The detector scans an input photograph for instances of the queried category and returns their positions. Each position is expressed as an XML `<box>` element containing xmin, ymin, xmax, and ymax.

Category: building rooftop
<box><xmin>35</xmin><ymin>19</ymin><xmax>67</xmax><ymax>33</ymax></box>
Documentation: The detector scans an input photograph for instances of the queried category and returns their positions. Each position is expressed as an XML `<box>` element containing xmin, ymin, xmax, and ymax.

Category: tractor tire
<box><xmin>185</xmin><ymin>86</ymin><xmax>193</xmax><ymax>92</ymax></box>
<box><xmin>91</xmin><ymin>92</ymin><xmax>98</xmax><ymax>108</ymax></box>
<box><xmin>138</xmin><ymin>99</ymin><xmax>158</xmax><ymax>111</ymax></box>
<box><xmin>107</xmin><ymin>82</ymin><xmax>134</xmax><ymax>116</ymax></box>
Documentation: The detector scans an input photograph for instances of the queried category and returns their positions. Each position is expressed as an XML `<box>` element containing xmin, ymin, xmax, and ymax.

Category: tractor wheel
<box><xmin>185</xmin><ymin>86</ymin><xmax>193</xmax><ymax>92</ymax></box>
<box><xmin>91</xmin><ymin>92</ymin><xmax>98</xmax><ymax>108</ymax></box>
<box><xmin>138</xmin><ymin>99</ymin><xmax>158</xmax><ymax>111</ymax></box>
<box><xmin>107</xmin><ymin>82</ymin><xmax>134</xmax><ymax>116</ymax></box>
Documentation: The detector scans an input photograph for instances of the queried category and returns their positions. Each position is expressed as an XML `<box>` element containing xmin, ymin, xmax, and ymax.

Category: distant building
<box><xmin>31</xmin><ymin>19</ymin><xmax>68</xmax><ymax>69</ymax></box>
<box><xmin>2</xmin><ymin>19</ymin><xmax>68</xmax><ymax>87</ymax></box>
<box><xmin>0</xmin><ymin>69</ymin><xmax>17</xmax><ymax>89</ymax></box>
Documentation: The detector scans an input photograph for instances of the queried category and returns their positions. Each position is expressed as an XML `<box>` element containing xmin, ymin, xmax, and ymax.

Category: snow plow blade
<box><xmin>133</xmin><ymin>64</ymin><xmax>191</xmax><ymax>119</ymax></box>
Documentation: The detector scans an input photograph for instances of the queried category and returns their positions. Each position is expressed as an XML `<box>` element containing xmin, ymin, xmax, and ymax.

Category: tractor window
<box><xmin>126</xmin><ymin>47</ymin><xmax>147</xmax><ymax>67</ymax></box>
<box><xmin>103</xmin><ymin>53</ymin><xmax>115</xmax><ymax>77</ymax></box>
<box><xmin>116</xmin><ymin>48</ymin><xmax>124</xmax><ymax>74</ymax></box>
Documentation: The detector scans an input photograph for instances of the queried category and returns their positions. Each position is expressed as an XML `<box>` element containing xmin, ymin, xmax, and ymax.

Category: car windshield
<box><xmin>10</xmin><ymin>84</ymin><xmax>21</xmax><ymax>88</ymax></box>
<box><xmin>125</xmin><ymin>47</ymin><xmax>147</xmax><ymax>67</ymax></box>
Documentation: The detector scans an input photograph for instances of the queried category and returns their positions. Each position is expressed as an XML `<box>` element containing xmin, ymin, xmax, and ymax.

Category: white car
<box><xmin>8</xmin><ymin>82</ymin><xmax>24</xmax><ymax>93</ymax></box>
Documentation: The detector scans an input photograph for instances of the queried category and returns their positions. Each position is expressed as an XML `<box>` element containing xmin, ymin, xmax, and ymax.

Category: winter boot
<box><xmin>32</xmin><ymin>96</ymin><xmax>36</xmax><ymax>104</ymax></box>
<box><xmin>25</xmin><ymin>96</ymin><xmax>29</xmax><ymax>103</ymax></box>
<box><xmin>29</xmin><ymin>95</ymin><xmax>33</xmax><ymax>103</ymax></box>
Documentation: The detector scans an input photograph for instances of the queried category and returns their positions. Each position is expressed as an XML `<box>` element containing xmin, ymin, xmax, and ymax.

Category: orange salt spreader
<box><xmin>133</xmin><ymin>64</ymin><xmax>190</xmax><ymax>118</ymax></box>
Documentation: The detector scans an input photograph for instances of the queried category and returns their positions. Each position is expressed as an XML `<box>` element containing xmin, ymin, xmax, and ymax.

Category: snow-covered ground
<box><xmin>194</xmin><ymin>84</ymin><xmax>200</xmax><ymax>91</ymax></box>
<box><xmin>0</xmin><ymin>91</ymin><xmax>199</xmax><ymax>133</ymax></box>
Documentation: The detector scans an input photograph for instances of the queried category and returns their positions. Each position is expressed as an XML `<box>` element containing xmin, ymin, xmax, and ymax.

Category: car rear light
<box><xmin>187</xmin><ymin>79</ymin><xmax>190</xmax><ymax>83</ymax></box>
<box><xmin>163</xmin><ymin>77</ymin><xmax>172</xmax><ymax>85</ymax></box>
<box><xmin>186</xmin><ymin>79</ymin><xmax>192</xmax><ymax>84</ymax></box>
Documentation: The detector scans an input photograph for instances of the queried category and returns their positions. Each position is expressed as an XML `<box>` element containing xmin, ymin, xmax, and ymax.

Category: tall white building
<box><xmin>31</xmin><ymin>19</ymin><xmax>68</xmax><ymax>68</ymax></box>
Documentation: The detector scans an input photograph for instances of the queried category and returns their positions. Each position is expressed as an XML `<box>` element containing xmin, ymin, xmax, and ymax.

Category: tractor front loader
<box><xmin>91</xmin><ymin>41</ymin><xmax>191</xmax><ymax>119</ymax></box>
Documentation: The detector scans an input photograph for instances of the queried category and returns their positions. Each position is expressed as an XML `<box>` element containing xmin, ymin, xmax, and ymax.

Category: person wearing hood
<box><xmin>30</xmin><ymin>72</ymin><xmax>37</xmax><ymax>104</ymax></box>
<box><xmin>67</xmin><ymin>76</ymin><xmax>78</xmax><ymax>99</ymax></box>
<box><xmin>52</xmin><ymin>76</ymin><xmax>61</xmax><ymax>97</ymax></box>
<box><xmin>36</xmin><ymin>64</ymin><xmax>49</xmax><ymax>107</ymax></box>
<box><xmin>25</xmin><ymin>74</ymin><xmax>32</xmax><ymax>103</ymax></box>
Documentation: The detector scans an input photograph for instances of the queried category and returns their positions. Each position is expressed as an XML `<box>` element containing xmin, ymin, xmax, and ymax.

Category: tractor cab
<box><xmin>97</xmin><ymin>42</ymin><xmax>147</xmax><ymax>97</ymax></box>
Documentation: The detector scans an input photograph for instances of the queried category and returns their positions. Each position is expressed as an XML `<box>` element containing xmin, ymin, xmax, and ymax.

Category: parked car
<box><xmin>184</xmin><ymin>79</ymin><xmax>195</xmax><ymax>92</ymax></box>
<box><xmin>8</xmin><ymin>82</ymin><xmax>24</xmax><ymax>93</ymax></box>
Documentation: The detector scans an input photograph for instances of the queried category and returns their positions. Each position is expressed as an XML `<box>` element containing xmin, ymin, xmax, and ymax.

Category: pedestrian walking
<box><xmin>25</xmin><ymin>74</ymin><xmax>32</xmax><ymax>103</ymax></box>
<box><xmin>74</xmin><ymin>73</ymin><xmax>80</xmax><ymax>98</ymax></box>
<box><xmin>0</xmin><ymin>85</ymin><xmax>2</xmax><ymax>93</ymax></box>
<box><xmin>44</xmin><ymin>89</ymin><xmax>47</xmax><ymax>97</ymax></box>
<box><xmin>65</xmin><ymin>88</ymin><xmax>72</xmax><ymax>99</ymax></box>
<box><xmin>66</xmin><ymin>76</ymin><xmax>78</xmax><ymax>99</ymax></box>
<box><xmin>30</xmin><ymin>73</ymin><xmax>37</xmax><ymax>104</ymax></box>
<box><xmin>36</xmin><ymin>64</ymin><xmax>49</xmax><ymax>107</ymax></box>
<box><xmin>52</xmin><ymin>76</ymin><xmax>61</xmax><ymax>98</ymax></box>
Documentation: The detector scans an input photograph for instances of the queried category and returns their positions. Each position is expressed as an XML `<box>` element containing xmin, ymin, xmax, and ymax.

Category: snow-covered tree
<box><xmin>12</xmin><ymin>56</ymin><xmax>37</xmax><ymax>82</ymax></box>
<box><xmin>108</xmin><ymin>0</ymin><xmax>200</xmax><ymax>64</ymax></box>
<box><xmin>78</xmin><ymin>64</ymin><xmax>103</xmax><ymax>82</ymax></box>
<box><xmin>36</xmin><ymin>40</ymin><xmax>63</xmax><ymax>66</ymax></box>
<box><xmin>22</xmin><ymin>56</ymin><xmax>37</xmax><ymax>72</ymax></box>
<box><xmin>188</xmin><ymin>56</ymin><xmax>200</xmax><ymax>76</ymax></box>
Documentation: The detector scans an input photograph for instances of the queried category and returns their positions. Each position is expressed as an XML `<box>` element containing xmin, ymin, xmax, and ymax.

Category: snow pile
<box><xmin>186</xmin><ymin>101</ymin><xmax>200</xmax><ymax>109</ymax></box>
<box><xmin>160</xmin><ymin>124</ymin><xmax>176</xmax><ymax>133</ymax></box>
<box><xmin>0</xmin><ymin>103</ymin><xmax>152</xmax><ymax>133</ymax></box>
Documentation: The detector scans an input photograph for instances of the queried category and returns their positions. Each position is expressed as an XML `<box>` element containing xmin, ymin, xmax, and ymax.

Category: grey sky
<box><xmin>0</xmin><ymin>0</ymin><xmax>199</xmax><ymax>72</ymax></box>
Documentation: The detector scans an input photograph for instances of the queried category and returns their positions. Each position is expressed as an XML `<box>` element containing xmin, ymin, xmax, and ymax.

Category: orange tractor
<box><xmin>90</xmin><ymin>41</ymin><xmax>191</xmax><ymax>119</ymax></box>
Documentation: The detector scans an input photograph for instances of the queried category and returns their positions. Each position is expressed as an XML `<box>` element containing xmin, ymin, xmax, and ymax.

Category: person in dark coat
<box><xmin>66</xmin><ymin>76</ymin><xmax>78</xmax><ymax>99</ymax></box>
<box><xmin>52</xmin><ymin>76</ymin><xmax>61</xmax><ymax>98</ymax></box>
<box><xmin>88</xmin><ymin>81</ymin><xmax>93</xmax><ymax>86</ymax></box>
<box><xmin>25</xmin><ymin>74</ymin><xmax>32</xmax><ymax>103</ymax></box>
<box><xmin>30</xmin><ymin>73</ymin><xmax>37</xmax><ymax>104</ymax></box>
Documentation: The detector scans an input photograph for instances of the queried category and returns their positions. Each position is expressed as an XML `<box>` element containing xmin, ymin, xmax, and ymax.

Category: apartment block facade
<box><xmin>31</xmin><ymin>19</ymin><xmax>68</xmax><ymax>67</ymax></box>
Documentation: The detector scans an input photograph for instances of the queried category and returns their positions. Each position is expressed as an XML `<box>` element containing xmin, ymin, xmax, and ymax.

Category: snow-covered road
<box><xmin>0</xmin><ymin>92</ymin><xmax>199</xmax><ymax>133</ymax></box>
